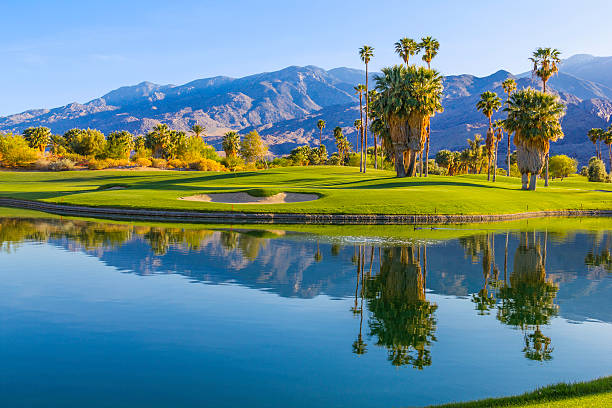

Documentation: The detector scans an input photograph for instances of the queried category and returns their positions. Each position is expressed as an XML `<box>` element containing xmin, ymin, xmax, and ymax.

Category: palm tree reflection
<box><xmin>360</xmin><ymin>245</ymin><xmax>437</xmax><ymax>369</ymax></box>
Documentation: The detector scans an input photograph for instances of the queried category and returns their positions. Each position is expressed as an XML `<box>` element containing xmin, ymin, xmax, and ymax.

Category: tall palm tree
<box><xmin>316</xmin><ymin>119</ymin><xmax>326</xmax><ymax>147</ymax></box>
<box><xmin>588</xmin><ymin>128</ymin><xmax>604</xmax><ymax>160</ymax></box>
<box><xmin>222</xmin><ymin>131</ymin><xmax>240</xmax><ymax>158</ymax></box>
<box><xmin>418</xmin><ymin>36</ymin><xmax>440</xmax><ymax>69</ymax></box>
<box><xmin>503</xmin><ymin>88</ymin><xmax>565</xmax><ymax>190</ymax></box>
<box><xmin>359</xmin><ymin>45</ymin><xmax>374</xmax><ymax>173</ymax></box>
<box><xmin>531</xmin><ymin>48</ymin><xmax>561</xmax><ymax>187</ymax></box>
<box><xmin>354</xmin><ymin>118</ymin><xmax>363</xmax><ymax>168</ymax></box>
<box><xmin>355</xmin><ymin>84</ymin><xmax>366</xmax><ymax>171</ymax></box>
<box><xmin>394</xmin><ymin>38</ymin><xmax>419</xmax><ymax>66</ymax></box>
<box><xmin>530</xmin><ymin>48</ymin><xmax>561</xmax><ymax>94</ymax></box>
<box><xmin>502</xmin><ymin>78</ymin><xmax>517</xmax><ymax>173</ymax></box>
<box><xmin>476</xmin><ymin>91</ymin><xmax>502</xmax><ymax>181</ymax></box>
<box><xmin>191</xmin><ymin>124</ymin><xmax>205</xmax><ymax>139</ymax></box>
<box><xmin>372</xmin><ymin>65</ymin><xmax>444</xmax><ymax>177</ymax></box>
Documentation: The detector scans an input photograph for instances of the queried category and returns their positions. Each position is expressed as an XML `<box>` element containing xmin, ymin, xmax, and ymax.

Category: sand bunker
<box><xmin>180</xmin><ymin>192</ymin><xmax>319</xmax><ymax>204</ymax></box>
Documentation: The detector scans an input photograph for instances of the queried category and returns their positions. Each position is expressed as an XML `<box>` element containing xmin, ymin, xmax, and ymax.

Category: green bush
<box><xmin>588</xmin><ymin>159</ymin><xmax>607</xmax><ymax>182</ymax></box>
<box><xmin>0</xmin><ymin>133</ymin><xmax>40</xmax><ymax>167</ymax></box>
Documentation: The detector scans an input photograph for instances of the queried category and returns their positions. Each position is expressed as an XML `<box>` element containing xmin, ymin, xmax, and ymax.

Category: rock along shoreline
<box><xmin>0</xmin><ymin>198</ymin><xmax>610</xmax><ymax>225</ymax></box>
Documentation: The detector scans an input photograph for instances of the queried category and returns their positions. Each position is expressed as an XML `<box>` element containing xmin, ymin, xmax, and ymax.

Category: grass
<box><xmin>427</xmin><ymin>376</ymin><xmax>612</xmax><ymax>407</ymax></box>
<box><xmin>0</xmin><ymin>166</ymin><xmax>610</xmax><ymax>215</ymax></box>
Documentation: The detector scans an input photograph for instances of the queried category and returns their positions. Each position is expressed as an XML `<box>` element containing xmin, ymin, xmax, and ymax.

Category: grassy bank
<box><xmin>0</xmin><ymin>167</ymin><xmax>610</xmax><ymax>215</ymax></box>
<box><xmin>428</xmin><ymin>376</ymin><xmax>612</xmax><ymax>407</ymax></box>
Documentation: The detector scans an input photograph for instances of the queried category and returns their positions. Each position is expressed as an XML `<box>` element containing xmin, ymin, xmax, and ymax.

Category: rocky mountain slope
<box><xmin>2</xmin><ymin>55</ymin><xmax>611</xmax><ymax>165</ymax></box>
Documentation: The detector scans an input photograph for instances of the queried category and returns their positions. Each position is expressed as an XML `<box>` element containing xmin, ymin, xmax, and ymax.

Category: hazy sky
<box><xmin>2</xmin><ymin>0</ymin><xmax>611</xmax><ymax>115</ymax></box>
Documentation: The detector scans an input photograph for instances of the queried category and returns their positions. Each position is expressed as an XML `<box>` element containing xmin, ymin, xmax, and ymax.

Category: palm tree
<box><xmin>22</xmin><ymin>126</ymin><xmax>51</xmax><ymax>154</ymax></box>
<box><xmin>354</xmin><ymin>84</ymin><xmax>366</xmax><ymax>171</ymax></box>
<box><xmin>372</xmin><ymin>65</ymin><xmax>444</xmax><ymax>177</ymax></box>
<box><xmin>503</xmin><ymin>88</ymin><xmax>565</xmax><ymax>190</ymax></box>
<box><xmin>334</xmin><ymin>126</ymin><xmax>350</xmax><ymax>164</ymax></box>
<box><xmin>502</xmin><ymin>78</ymin><xmax>517</xmax><ymax>173</ymax></box>
<box><xmin>191</xmin><ymin>124</ymin><xmax>205</xmax><ymax>139</ymax></box>
<box><xmin>588</xmin><ymin>128</ymin><xmax>604</xmax><ymax>160</ymax></box>
<box><xmin>359</xmin><ymin>45</ymin><xmax>374</xmax><ymax>173</ymax></box>
<box><xmin>418</xmin><ymin>36</ymin><xmax>440</xmax><ymax>69</ymax></box>
<box><xmin>315</xmin><ymin>119</ymin><xmax>326</xmax><ymax>147</ymax></box>
<box><xmin>394</xmin><ymin>38</ymin><xmax>419</xmax><ymax>66</ymax></box>
<box><xmin>370</xmin><ymin>117</ymin><xmax>388</xmax><ymax>170</ymax></box>
<box><xmin>476</xmin><ymin>91</ymin><xmax>502</xmax><ymax>181</ymax></box>
<box><xmin>530</xmin><ymin>48</ymin><xmax>561</xmax><ymax>94</ymax></box>
<box><xmin>222</xmin><ymin>131</ymin><xmax>240</xmax><ymax>158</ymax></box>
<box><xmin>531</xmin><ymin>48</ymin><xmax>561</xmax><ymax>187</ymax></box>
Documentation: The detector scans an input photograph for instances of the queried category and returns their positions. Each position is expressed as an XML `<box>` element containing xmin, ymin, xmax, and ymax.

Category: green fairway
<box><xmin>0</xmin><ymin>166</ymin><xmax>610</xmax><ymax>215</ymax></box>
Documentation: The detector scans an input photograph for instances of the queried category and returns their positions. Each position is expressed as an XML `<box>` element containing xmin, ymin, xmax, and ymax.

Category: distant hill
<box><xmin>561</xmin><ymin>54</ymin><xmax>612</xmax><ymax>89</ymax></box>
<box><xmin>2</xmin><ymin>56</ymin><xmax>611</xmax><ymax>166</ymax></box>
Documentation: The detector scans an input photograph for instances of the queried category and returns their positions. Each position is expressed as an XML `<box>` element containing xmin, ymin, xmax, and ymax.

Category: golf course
<box><xmin>0</xmin><ymin>167</ymin><xmax>610</xmax><ymax>220</ymax></box>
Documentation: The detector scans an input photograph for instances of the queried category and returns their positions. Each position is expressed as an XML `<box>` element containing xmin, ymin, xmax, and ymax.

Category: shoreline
<box><xmin>1</xmin><ymin>198</ymin><xmax>610</xmax><ymax>225</ymax></box>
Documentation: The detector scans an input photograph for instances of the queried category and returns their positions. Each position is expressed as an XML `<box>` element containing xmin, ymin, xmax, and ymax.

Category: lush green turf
<box><xmin>427</xmin><ymin>376</ymin><xmax>612</xmax><ymax>407</ymax></box>
<box><xmin>0</xmin><ymin>167</ymin><xmax>610</xmax><ymax>215</ymax></box>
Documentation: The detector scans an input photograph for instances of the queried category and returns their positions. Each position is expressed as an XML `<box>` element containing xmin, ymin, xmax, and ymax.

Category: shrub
<box><xmin>588</xmin><ymin>159</ymin><xmax>607</xmax><ymax>182</ymax></box>
<box><xmin>151</xmin><ymin>158</ymin><xmax>168</xmax><ymax>169</ymax></box>
<box><xmin>88</xmin><ymin>159</ymin><xmax>110</xmax><ymax>170</ymax></box>
<box><xmin>189</xmin><ymin>158</ymin><xmax>227</xmax><ymax>171</ymax></box>
<box><xmin>133</xmin><ymin>157</ymin><xmax>152</xmax><ymax>167</ymax></box>
<box><xmin>0</xmin><ymin>133</ymin><xmax>40</xmax><ymax>167</ymax></box>
<box><xmin>167</xmin><ymin>158</ymin><xmax>188</xmax><ymax>169</ymax></box>
<box><xmin>327</xmin><ymin>153</ymin><xmax>341</xmax><ymax>166</ymax></box>
<box><xmin>580</xmin><ymin>166</ymin><xmax>589</xmax><ymax>177</ymax></box>
<box><xmin>270</xmin><ymin>157</ymin><xmax>292</xmax><ymax>167</ymax></box>
<box><xmin>105</xmin><ymin>131</ymin><xmax>134</xmax><ymax>159</ymax></box>
<box><xmin>47</xmin><ymin>158</ymin><xmax>75</xmax><ymax>171</ymax></box>
<box><xmin>223</xmin><ymin>156</ymin><xmax>245</xmax><ymax>171</ymax></box>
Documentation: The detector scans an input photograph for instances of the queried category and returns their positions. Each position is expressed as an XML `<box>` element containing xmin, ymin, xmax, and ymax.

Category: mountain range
<box><xmin>2</xmin><ymin>54</ymin><xmax>612</xmax><ymax>165</ymax></box>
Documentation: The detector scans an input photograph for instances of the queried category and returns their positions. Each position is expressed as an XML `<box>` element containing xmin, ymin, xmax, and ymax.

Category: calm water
<box><xmin>0</xmin><ymin>215</ymin><xmax>611</xmax><ymax>407</ymax></box>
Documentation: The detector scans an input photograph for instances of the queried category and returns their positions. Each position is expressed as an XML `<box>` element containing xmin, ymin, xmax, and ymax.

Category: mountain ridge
<box><xmin>1</xmin><ymin>55</ymin><xmax>611</xmax><ymax>165</ymax></box>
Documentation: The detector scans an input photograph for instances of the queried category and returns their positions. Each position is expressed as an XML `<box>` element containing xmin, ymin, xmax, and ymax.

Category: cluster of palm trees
<box><xmin>352</xmin><ymin>37</ymin><xmax>443</xmax><ymax>178</ymax></box>
<box><xmin>588</xmin><ymin>126</ymin><xmax>612</xmax><ymax>170</ymax></box>
<box><xmin>471</xmin><ymin>48</ymin><xmax>564</xmax><ymax>190</ymax></box>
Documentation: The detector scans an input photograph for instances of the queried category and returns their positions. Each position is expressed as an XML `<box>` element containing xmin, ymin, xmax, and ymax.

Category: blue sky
<box><xmin>2</xmin><ymin>0</ymin><xmax>611</xmax><ymax>116</ymax></box>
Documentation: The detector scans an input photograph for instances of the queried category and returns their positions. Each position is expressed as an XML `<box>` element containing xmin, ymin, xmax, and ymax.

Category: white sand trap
<box><xmin>180</xmin><ymin>192</ymin><xmax>319</xmax><ymax>204</ymax></box>
<box><xmin>104</xmin><ymin>186</ymin><xmax>127</xmax><ymax>190</ymax></box>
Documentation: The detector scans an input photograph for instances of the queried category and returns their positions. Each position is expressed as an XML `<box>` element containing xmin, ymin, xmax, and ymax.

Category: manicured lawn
<box><xmin>428</xmin><ymin>376</ymin><xmax>612</xmax><ymax>407</ymax></box>
<box><xmin>0</xmin><ymin>166</ymin><xmax>610</xmax><ymax>215</ymax></box>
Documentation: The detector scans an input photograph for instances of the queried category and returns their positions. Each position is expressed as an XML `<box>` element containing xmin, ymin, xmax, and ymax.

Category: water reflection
<box><xmin>364</xmin><ymin>245</ymin><xmax>437</xmax><ymax>369</ymax></box>
<box><xmin>1</xmin><ymin>215</ymin><xmax>610</xmax><ymax>369</ymax></box>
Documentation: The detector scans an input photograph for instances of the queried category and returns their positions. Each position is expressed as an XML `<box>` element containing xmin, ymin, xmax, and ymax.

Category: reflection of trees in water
<box><xmin>497</xmin><ymin>232</ymin><xmax>558</xmax><ymax>362</ymax></box>
<box><xmin>359</xmin><ymin>245</ymin><xmax>437</xmax><ymax>369</ymax></box>
<box><xmin>585</xmin><ymin>231</ymin><xmax>611</xmax><ymax>273</ymax></box>
<box><xmin>460</xmin><ymin>234</ymin><xmax>500</xmax><ymax>315</ymax></box>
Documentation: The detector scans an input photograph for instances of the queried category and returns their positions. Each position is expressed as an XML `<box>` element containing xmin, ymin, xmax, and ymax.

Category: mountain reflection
<box><xmin>1</xmin><ymin>215</ymin><xmax>610</xmax><ymax>367</ymax></box>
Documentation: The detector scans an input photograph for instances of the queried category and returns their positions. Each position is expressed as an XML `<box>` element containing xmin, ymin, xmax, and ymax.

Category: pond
<box><xmin>0</xmin><ymin>211</ymin><xmax>610</xmax><ymax>407</ymax></box>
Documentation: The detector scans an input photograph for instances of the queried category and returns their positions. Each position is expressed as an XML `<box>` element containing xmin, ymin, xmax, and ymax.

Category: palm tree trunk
<box><xmin>424</xmin><ymin>126</ymin><xmax>430</xmax><ymax>177</ymax></box>
<box><xmin>364</xmin><ymin>63</ymin><xmax>369</xmax><ymax>174</ymax></box>
<box><xmin>359</xmin><ymin>95</ymin><xmax>364</xmax><ymax>173</ymax></box>
<box><xmin>319</xmin><ymin>129</ymin><xmax>323</xmax><ymax>146</ymax></box>
<box><xmin>529</xmin><ymin>173</ymin><xmax>537</xmax><ymax>190</ymax></box>
<box><xmin>374</xmin><ymin>134</ymin><xmax>378</xmax><ymax>169</ymax></box>
<box><xmin>507</xmin><ymin>133</ymin><xmax>511</xmax><ymax>176</ymax></box>
<box><xmin>544</xmin><ymin>153</ymin><xmax>549</xmax><ymax>187</ymax></box>
<box><xmin>521</xmin><ymin>173</ymin><xmax>529</xmax><ymax>190</ymax></box>
<box><xmin>492</xmin><ymin>140</ymin><xmax>497</xmax><ymax>182</ymax></box>
<box><xmin>608</xmin><ymin>143</ymin><xmax>611</xmax><ymax>171</ymax></box>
